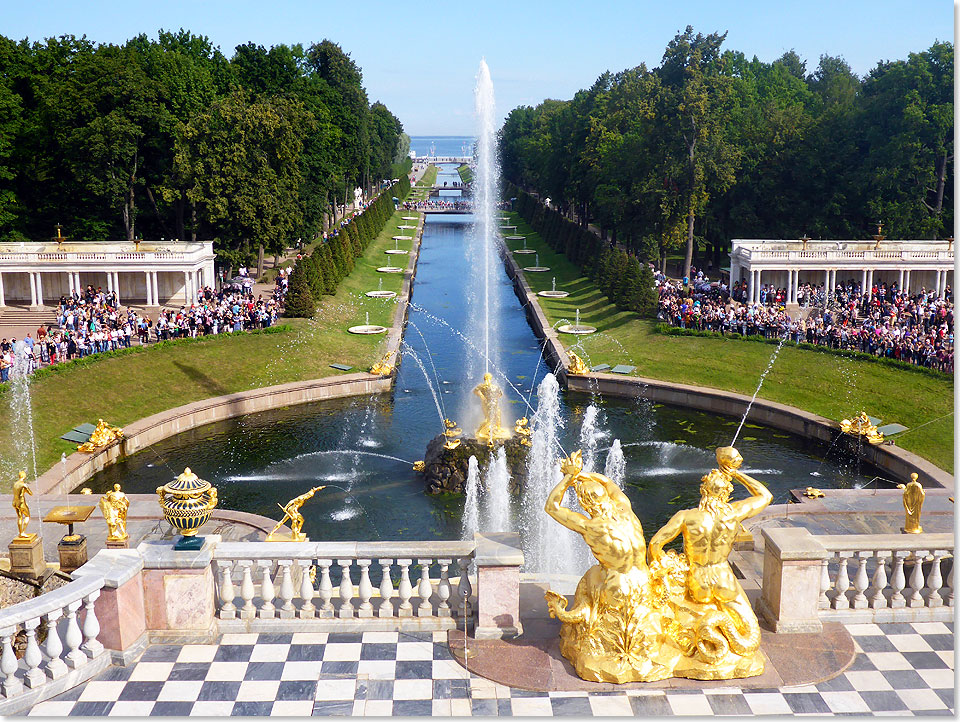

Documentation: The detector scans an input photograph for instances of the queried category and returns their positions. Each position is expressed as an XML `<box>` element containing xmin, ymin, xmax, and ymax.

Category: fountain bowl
<box><xmin>524</xmin><ymin>266</ymin><xmax>551</xmax><ymax>272</ymax></box>
<box><xmin>538</xmin><ymin>290</ymin><xmax>570</xmax><ymax>298</ymax></box>
<box><xmin>513</xmin><ymin>249</ymin><xmax>537</xmax><ymax>255</ymax></box>
<box><xmin>377</xmin><ymin>266</ymin><xmax>405</xmax><ymax>273</ymax></box>
<box><xmin>401</xmin><ymin>216</ymin><xmax>418</xmax><ymax>220</ymax></box>
<box><xmin>505</xmin><ymin>235</ymin><xmax>525</xmax><ymax>240</ymax></box>
<box><xmin>385</xmin><ymin>249</ymin><xmax>409</xmax><ymax>255</ymax></box>
<box><xmin>365</xmin><ymin>290</ymin><xmax>397</xmax><ymax>298</ymax></box>
<box><xmin>500</xmin><ymin>225</ymin><xmax>517</xmax><ymax>230</ymax></box>
<box><xmin>398</xmin><ymin>225</ymin><xmax>417</xmax><ymax>229</ymax></box>
<box><xmin>347</xmin><ymin>324</ymin><xmax>388</xmax><ymax>335</ymax></box>
<box><xmin>557</xmin><ymin>324</ymin><xmax>597</xmax><ymax>335</ymax></box>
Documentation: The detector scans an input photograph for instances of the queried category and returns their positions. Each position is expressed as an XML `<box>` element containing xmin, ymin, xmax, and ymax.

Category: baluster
<box><xmin>851</xmin><ymin>552</ymin><xmax>870</xmax><ymax>609</ymax></box>
<box><xmin>397</xmin><ymin>559</ymin><xmax>414</xmax><ymax>617</ymax></box>
<box><xmin>21</xmin><ymin>618</ymin><xmax>44</xmax><ymax>688</ymax></box>
<box><xmin>925</xmin><ymin>551</ymin><xmax>946</xmax><ymax>608</ymax></box>
<box><xmin>258</xmin><ymin>561</ymin><xmax>276</xmax><ymax>619</ymax></box>
<box><xmin>80</xmin><ymin>591</ymin><xmax>104</xmax><ymax>658</ymax></box>
<box><xmin>357</xmin><ymin>560</ymin><xmax>374</xmax><ymax>618</ymax></box>
<box><xmin>947</xmin><ymin>555</ymin><xmax>954</xmax><ymax>608</ymax></box>
<box><xmin>889</xmin><ymin>551</ymin><xmax>908</xmax><ymax>608</ymax></box>
<box><xmin>831</xmin><ymin>553</ymin><xmax>851</xmax><ymax>610</ymax></box>
<box><xmin>818</xmin><ymin>558</ymin><xmax>831</xmax><ymax>609</ymax></box>
<box><xmin>43</xmin><ymin>609</ymin><xmax>67</xmax><ymax>680</ymax></box>
<box><xmin>436</xmin><ymin>559</ymin><xmax>452</xmax><ymax>617</ymax></box>
<box><xmin>317</xmin><ymin>560</ymin><xmax>334</xmax><ymax>617</ymax></box>
<box><xmin>218</xmin><ymin>561</ymin><xmax>237</xmax><ymax>619</ymax></box>
<box><xmin>907</xmin><ymin>552</ymin><xmax>926</xmax><ymax>607</ymax></box>
<box><xmin>417</xmin><ymin>558</ymin><xmax>434</xmax><ymax>616</ymax></box>
<box><xmin>63</xmin><ymin>600</ymin><xmax>86</xmax><ymax>669</ymax></box>
<box><xmin>338</xmin><ymin>560</ymin><xmax>355</xmax><ymax>618</ymax></box>
<box><xmin>458</xmin><ymin>557</ymin><xmax>473</xmax><ymax>622</ymax></box>
<box><xmin>297</xmin><ymin>560</ymin><xmax>316</xmax><ymax>619</ymax></box>
<box><xmin>239</xmin><ymin>561</ymin><xmax>256</xmax><ymax>619</ymax></box>
<box><xmin>0</xmin><ymin>628</ymin><xmax>22</xmax><ymax>697</ymax></box>
<box><xmin>378</xmin><ymin>559</ymin><xmax>395</xmax><ymax>617</ymax></box>
<box><xmin>277</xmin><ymin>560</ymin><xmax>295</xmax><ymax>618</ymax></box>
<box><xmin>869</xmin><ymin>552</ymin><xmax>889</xmax><ymax>609</ymax></box>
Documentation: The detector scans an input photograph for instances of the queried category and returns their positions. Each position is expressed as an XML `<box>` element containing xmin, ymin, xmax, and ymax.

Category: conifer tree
<box><xmin>284</xmin><ymin>263</ymin><xmax>316</xmax><ymax>317</ymax></box>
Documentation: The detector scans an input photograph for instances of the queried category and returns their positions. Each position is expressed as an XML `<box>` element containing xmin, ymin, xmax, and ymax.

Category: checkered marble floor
<box><xmin>27</xmin><ymin>622</ymin><xmax>954</xmax><ymax>716</ymax></box>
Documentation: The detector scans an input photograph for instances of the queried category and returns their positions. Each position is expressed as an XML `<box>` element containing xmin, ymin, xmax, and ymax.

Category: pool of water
<box><xmin>84</xmin><ymin>206</ymin><xmax>879</xmax><ymax>545</ymax></box>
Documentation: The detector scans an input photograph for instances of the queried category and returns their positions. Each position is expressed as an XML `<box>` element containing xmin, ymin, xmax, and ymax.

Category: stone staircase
<box><xmin>0</xmin><ymin>304</ymin><xmax>58</xmax><ymax>331</ymax></box>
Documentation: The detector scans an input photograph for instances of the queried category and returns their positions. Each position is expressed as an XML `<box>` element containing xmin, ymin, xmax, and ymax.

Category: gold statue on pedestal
<box><xmin>900</xmin><ymin>473</ymin><xmax>924</xmax><ymax>534</ymax></box>
<box><xmin>514</xmin><ymin>417</ymin><xmax>532</xmax><ymax>446</ymax></box>
<box><xmin>99</xmin><ymin>484</ymin><xmax>130</xmax><ymax>541</ymax></box>
<box><xmin>839</xmin><ymin>412</ymin><xmax>884</xmax><ymax>444</ymax></box>
<box><xmin>267</xmin><ymin>486</ymin><xmax>324</xmax><ymax>542</ymax></box>
<box><xmin>543</xmin><ymin>446</ymin><xmax>772</xmax><ymax>684</ymax></box>
<box><xmin>567</xmin><ymin>351</ymin><xmax>591</xmax><ymax>375</ymax></box>
<box><xmin>78</xmin><ymin>419</ymin><xmax>124</xmax><ymax>452</ymax></box>
<box><xmin>12</xmin><ymin>471</ymin><xmax>35</xmax><ymax>541</ymax></box>
<box><xmin>369</xmin><ymin>353</ymin><xmax>394</xmax><ymax>376</ymax></box>
<box><xmin>473</xmin><ymin>372</ymin><xmax>511</xmax><ymax>446</ymax></box>
<box><xmin>442</xmin><ymin>419</ymin><xmax>463</xmax><ymax>450</ymax></box>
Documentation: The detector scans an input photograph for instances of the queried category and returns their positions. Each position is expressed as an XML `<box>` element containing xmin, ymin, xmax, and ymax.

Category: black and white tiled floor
<box><xmin>28</xmin><ymin>622</ymin><xmax>954</xmax><ymax>716</ymax></box>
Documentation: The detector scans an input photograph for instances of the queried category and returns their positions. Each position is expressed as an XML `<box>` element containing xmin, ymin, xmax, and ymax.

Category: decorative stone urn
<box><xmin>157</xmin><ymin>467</ymin><xmax>218</xmax><ymax>549</ymax></box>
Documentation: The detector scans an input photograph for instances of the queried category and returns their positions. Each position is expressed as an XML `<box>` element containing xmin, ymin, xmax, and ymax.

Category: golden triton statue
<box><xmin>900</xmin><ymin>473</ymin><xmax>924</xmax><ymax>534</ymax></box>
<box><xmin>78</xmin><ymin>418</ymin><xmax>124</xmax><ymax>453</ymax></box>
<box><xmin>267</xmin><ymin>486</ymin><xmax>325</xmax><ymax>542</ymax></box>
<box><xmin>839</xmin><ymin>412</ymin><xmax>884</xmax><ymax>444</ymax></box>
<box><xmin>543</xmin><ymin>446</ymin><xmax>772</xmax><ymax>684</ymax></box>
<box><xmin>99</xmin><ymin>483</ymin><xmax>130</xmax><ymax>541</ymax></box>
<box><xmin>473</xmin><ymin>372</ymin><xmax>511</xmax><ymax>446</ymax></box>
<box><xmin>514</xmin><ymin>417</ymin><xmax>532</xmax><ymax>446</ymax></box>
<box><xmin>12</xmin><ymin>471</ymin><xmax>35</xmax><ymax>540</ymax></box>
<box><xmin>567</xmin><ymin>351</ymin><xmax>591</xmax><ymax>375</ymax></box>
<box><xmin>369</xmin><ymin>353</ymin><xmax>394</xmax><ymax>376</ymax></box>
<box><xmin>803</xmin><ymin>487</ymin><xmax>825</xmax><ymax>499</ymax></box>
<box><xmin>443</xmin><ymin>418</ymin><xmax>463</xmax><ymax>450</ymax></box>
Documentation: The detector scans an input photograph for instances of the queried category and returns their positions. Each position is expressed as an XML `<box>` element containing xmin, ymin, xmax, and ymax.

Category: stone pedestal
<box><xmin>58</xmin><ymin>536</ymin><xmax>88</xmax><ymax>573</ymax></box>
<box><xmin>8</xmin><ymin>535</ymin><xmax>45</xmax><ymax>578</ymax></box>
<box><xmin>473</xmin><ymin>532</ymin><xmax>524</xmax><ymax>640</ymax></box>
<box><xmin>758</xmin><ymin>527</ymin><xmax>826</xmax><ymax>633</ymax></box>
<box><xmin>106</xmin><ymin>538</ymin><xmax>130</xmax><ymax>549</ymax></box>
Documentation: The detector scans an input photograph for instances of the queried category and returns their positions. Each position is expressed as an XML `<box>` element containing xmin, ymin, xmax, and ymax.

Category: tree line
<box><xmin>0</xmin><ymin>30</ymin><xmax>411</xmax><ymax>270</ymax></box>
<box><xmin>284</xmin><ymin>175</ymin><xmax>411</xmax><ymax>317</ymax></box>
<box><xmin>499</xmin><ymin>27</ymin><xmax>953</xmax><ymax>281</ymax></box>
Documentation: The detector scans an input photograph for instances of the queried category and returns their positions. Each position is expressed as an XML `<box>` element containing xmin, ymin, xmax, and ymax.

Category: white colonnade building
<box><xmin>0</xmin><ymin>240</ymin><xmax>215</xmax><ymax>308</ymax></box>
<box><xmin>729</xmin><ymin>238</ymin><xmax>954</xmax><ymax>305</ymax></box>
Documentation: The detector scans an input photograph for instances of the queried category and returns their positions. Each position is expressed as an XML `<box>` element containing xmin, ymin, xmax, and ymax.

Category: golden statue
<box><xmin>78</xmin><ymin>418</ymin><xmax>124</xmax><ymax>452</ymax></box>
<box><xmin>514</xmin><ymin>417</ymin><xmax>532</xmax><ymax>446</ymax></box>
<box><xmin>648</xmin><ymin>446</ymin><xmax>772</xmax><ymax>680</ymax></box>
<box><xmin>839</xmin><ymin>412</ymin><xmax>884</xmax><ymax>444</ymax></box>
<box><xmin>543</xmin><ymin>446</ymin><xmax>773</xmax><ymax>684</ymax></box>
<box><xmin>901</xmin><ymin>473</ymin><xmax>924</xmax><ymax>534</ymax></box>
<box><xmin>12</xmin><ymin>471</ymin><xmax>35</xmax><ymax>540</ymax></box>
<box><xmin>803</xmin><ymin>487</ymin><xmax>825</xmax><ymax>499</ymax></box>
<box><xmin>567</xmin><ymin>351</ymin><xmax>591</xmax><ymax>375</ymax></box>
<box><xmin>99</xmin><ymin>483</ymin><xmax>130</xmax><ymax>541</ymax></box>
<box><xmin>267</xmin><ymin>486</ymin><xmax>325</xmax><ymax>542</ymax></box>
<box><xmin>412</xmin><ymin>460</ymin><xmax>426</xmax><ymax>472</ymax></box>
<box><xmin>370</xmin><ymin>354</ymin><xmax>394</xmax><ymax>376</ymax></box>
<box><xmin>473</xmin><ymin>372</ymin><xmax>511</xmax><ymax>446</ymax></box>
<box><xmin>443</xmin><ymin>418</ymin><xmax>463</xmax><ymax>450</ymax></box>
<box><xmin>543</xmin><ymin>450</ymin><xmax>674</xmax><ymax>683</ymax></box>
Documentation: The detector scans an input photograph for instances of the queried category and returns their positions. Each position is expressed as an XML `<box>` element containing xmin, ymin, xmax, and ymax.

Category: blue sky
<box><xmin>2</xmin><ymin>1</ymin><xmax>953</xmax><ymax>135</ymax></box>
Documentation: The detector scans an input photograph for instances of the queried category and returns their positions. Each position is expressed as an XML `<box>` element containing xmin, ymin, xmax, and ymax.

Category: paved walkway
<box><xmin>26</xmin><ymin>622</ymin><xmax>955</xmax><ymax>717</ymax></box>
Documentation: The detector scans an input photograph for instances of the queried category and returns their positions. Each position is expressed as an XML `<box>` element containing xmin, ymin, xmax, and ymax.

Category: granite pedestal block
<box><xmin>57</xmin><ymin>536</ymin><xmax>88</xmax><ymax>573</ymax></box>
<box><xmin>106</xmin><ymin>538</ymin><xmax>130</xmax><ymax>549</ymax></box>
<box><xmin>8</xmin><ymin>535</ymin><xmax>46</xmax><ymax>578</ymax></box>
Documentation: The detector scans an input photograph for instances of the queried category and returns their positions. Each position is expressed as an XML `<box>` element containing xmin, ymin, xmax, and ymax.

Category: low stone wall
<box><xmin>498</xmin><ymin>224</ymin><xmax>953</xmax><ymax>491</ymax></box>
<box><xmin>38</xmin><ymin>212</ymin><xmax>428</xmax><ymax>497</ymax></box>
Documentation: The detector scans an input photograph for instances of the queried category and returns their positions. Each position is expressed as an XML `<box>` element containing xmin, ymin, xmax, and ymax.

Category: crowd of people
<box><xmin>0</xmin><ymin>271</ymin><xmax>289</xmax><ymax>382</ymax></box>
<box><xmin>657</xmin><ymin>270</ymin><xmax>953</xmax><ymax>372</ymax></box>
<box><xmin>402</xmin><ymin>199</ymin><xmax>472</xmax><ymax>212</ymax></box>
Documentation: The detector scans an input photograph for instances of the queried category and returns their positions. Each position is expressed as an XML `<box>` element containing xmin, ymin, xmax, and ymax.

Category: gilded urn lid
<box><xmin>160</xmin><ymin>467</ymin><xmax>211</xmax><ymax>496</ymax></box>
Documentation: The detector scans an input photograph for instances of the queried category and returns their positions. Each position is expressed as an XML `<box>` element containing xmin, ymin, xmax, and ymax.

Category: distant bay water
<box><xmin>409</xmin><ymin>136</ymin><xmax>476</xmax><ymax>158</ymax></box>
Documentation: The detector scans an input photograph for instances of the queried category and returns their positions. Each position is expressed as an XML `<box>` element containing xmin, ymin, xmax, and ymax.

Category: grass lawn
<box><xmin>503</xmin><ymin>212</ymin><xmax>954</xmax><ymax>474</ymax></box>
<box><xmin>457</xmin><ymin>164</ymin><xmax>473</xmax><ymax>184</ymax></box>
<box><xmin>0</xmin><ymin>208</ymin><xmax>422</xmax><ymax>488</ymax></box>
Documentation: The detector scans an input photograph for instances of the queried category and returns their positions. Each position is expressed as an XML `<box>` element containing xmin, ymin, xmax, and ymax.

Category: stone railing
<box><xmin>759</xmin><ymin>527</ymin><xmax>954</xmax><ymax>632</ymax></box>
<box><xmin>735</xmin><ymin>247</ymin><xmax>953</xmax><ymax>263</ymax></box>
<box><xmin>0</xmin><ymin>574</ymin><xmax>107</xmax><ymax>713</ymax></box>
<box><xmin>212</xmin><ymin>540</ymin><xmax>476</xmax><ymax>630</ymax></box>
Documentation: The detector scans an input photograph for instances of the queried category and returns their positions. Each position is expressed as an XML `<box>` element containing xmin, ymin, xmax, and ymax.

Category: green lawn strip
<box><xmin>503</xmin><ymin>212</ymin><xmax>954</xmax><ymax>473</ymax></box>
<box><xmin>416</xmin><ymin>164</ymin><xmax>438</xmax><ymax>187</ymax></box>
<box><xmin>0</xmin><ymin>208</ymin><xmax>423</xmax><ymax>487</ymax></box>
<box><xmin>457</xmin><ymin>164</ymin><xmax>473</xmax><ymax>184</ymax></box>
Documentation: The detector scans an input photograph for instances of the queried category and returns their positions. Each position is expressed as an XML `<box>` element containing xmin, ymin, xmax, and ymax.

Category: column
<box><xmin>793</xmin><ymin>269</ymin><xmax>800</xmax><ymax>304</ymax></box>
<box><xmin>935</xmin><ymin>269</ymin><xmax>943</xmax><ymax>297</ymax></box>
<box><xmin>106</xmin><ymin>272</ymin><xmax>113</xmax><ymax>293</ymax></box>
<box><xmin>823</xmin><ymin>269</ymin><xmax>830</xmax><ymax>302</ymax></box>
<box><xmin>35</xmin><ymin>272</ymin><xmax>43</xmax><ymax>307</ymax></box>
<box><xmin>898</xmin><ymin>269</ymin><xmax>904</xmax><ymax>294</ymax></box>
<box><xmin>0</xmin><ymin>271</ymin><xmax>5</xmax><ymax>307</ymax></box>
<box><xmin>861</xmin><ymin>269</ymin><xmax>868</xmax><ymax>295</ymax></box>
<box><xmin>67</xmin><ymin>271</ymin><xmax>74</xmax><ymax>297</ymax></box>
<box><xmin>151</xmin><ymin>272</ymin><xmax>159</xmax><ymax>306</ymax></box>
<box><xmin>113</xmin><ymin>272</ymin><xmax>121</xmax><ymax>304</ymax></box>
<box><xmin>144</xmin><ymin>271</ymin><xmax>152</xmax><ymax>305</ymax></box>
<box><xmin>786</xmin><ymin>268</ymin><xmax>793</xmax><ymax>305</ymax></box>
<box><xmin>183</xmin><ymin>271</ymin><xmax>191</xmax><ymax>305</ymax></box>
<box><xmin>904</xmin><ymin>270</ymin><xmax>911</xmax><ymax>295</ymax></box>
<box><xmin>866</xmin><ymin>269</ymin><xmax>874</xmax><ymax>299</ymax></box>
